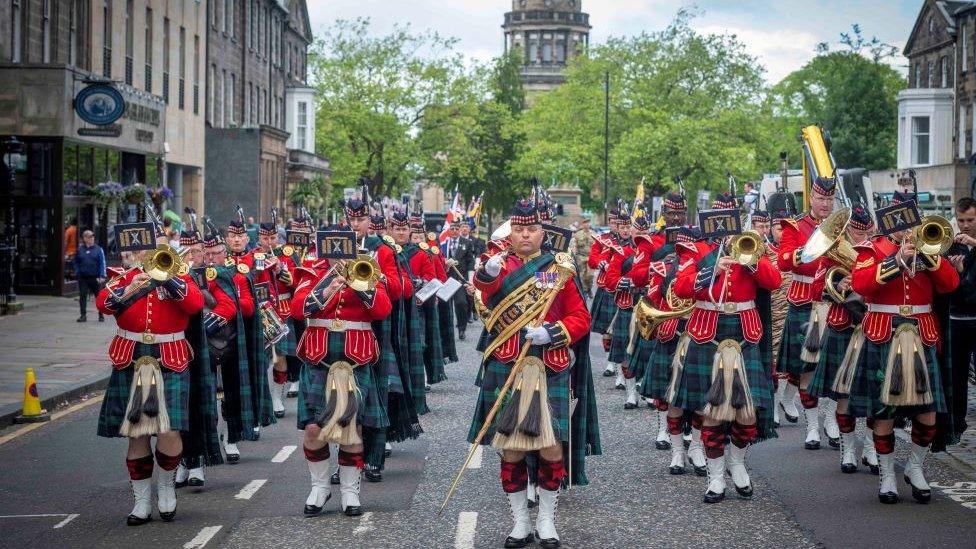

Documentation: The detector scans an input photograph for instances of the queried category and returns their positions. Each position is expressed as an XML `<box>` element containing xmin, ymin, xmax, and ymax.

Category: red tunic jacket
<box><xmin>851</xmin><ymin>236</ymin><xmax>959</xmax><ymax>346</ymax></box>
<box><xmin>646</xmin><ymin>260</ymin><xmax>682</xmax><ymax>342</ymax></box>
<box><xmin>603</xmin><ymin>240</ymin><xmax>638</xmax><ymax>309</ymax></box>
<box><xmin>674</xmin><ymin>240</ymin><xmax>782</xmax><ymax>344</ymax></box>
<box><xmin>97</xmin><ymin>268</ymin><xmax>205</xmax><ymax>372</ymax></box>
<box><xmin>291</xmin><ymin>261</ymin><xmax>393</xmax><ymax>366</ymax></box>
<box><xmin>778</xmin><ymin>214</ymin><xmax>827</xmax><ymax>305</ymax></box>
<box><xmin>474</xmin><ymin>253</ymin><xmax>591</xmax><ymax>371</ymax></box>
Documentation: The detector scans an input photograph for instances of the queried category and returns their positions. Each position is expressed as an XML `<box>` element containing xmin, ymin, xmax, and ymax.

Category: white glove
<box><xmin>485</xmin><ymin>254</ymin><xmax>504</xmax><ymax>277</ymax></box>
<box><xmin>525</xmin><ymin>326</ymin><xmax>552</xmax><ymax>345</ymax></box>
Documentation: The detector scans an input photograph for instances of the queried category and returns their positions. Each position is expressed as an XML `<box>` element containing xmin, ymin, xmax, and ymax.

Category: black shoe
<box><xmin>841</xmin><ymin>463</ymin><xmax>858</xmax><ymax>474</ymax></box>
<box><xmin>537</xmin><ymin>535</ymin><xmax>560</xmax><ymax>549</ymax></box>
<box><xmin>733</xmin><ymin>483</ymin><xmax>753</xmax><ymax>498</ymax></box>
<box><xmin>384</xmin><ymin>447</ymin><xmax>393</xmax><ymax>458</ymax></box>
<box><xmin>159</xmin><ymin>508</ymin><xmax>176</xmax><ymax>522</ymax></box>
<box><xmin>504</xmin><ymin>533</ymin><xmax>535</xmax><ymax>548</ymax></box>
<box><xmin>773</xmin><ymin>420</ymin><xmax>781</xmax><ymax>428</ymax></box>
<box><xmin>655</xmin><ymin>440</ymin><xmax>672</xmax><ymax>450</ymax></box>
<box><xmin>782</xmin><ymin>405</ymin><xmax>798</xmax><ymax>423</ymax></box>
<box><xmin>126</xmin><ymin>514</ymin><xmax>152</xmax><ymax>526</ymax></box>
<box><xmin>602</xmin><ymin>369</ymin><xmax>615</xmax><ymax>377</ymax></box>
<box><xmin>344</xmin><ymin>505</ymin><xmax>363</xmax><ymax>517</ymax></box>
<box><xmin>175</xmin><ymin>478</ymin><xmax>188</xmax><ymax>489</ymax></box>
<box><xmin>862</xmin><ymin>457</ymin><xmax>880</xmax><ymax>475</ymax></box>
<box><xmin>825</xmin><ymin>430</ymin><xmax>840</xmax><ymax>449</ymax></box>
<box><xmin>905</xmin><ymin>476</ymin><xmax>932</xmax><ymax>503</ymax></box>
<box><xmin>77</xmin><ymin>315</ymin><xmax>87</xmax><ymax>322</ymax></box>
<box><xmin>330</xmin><ymin>470</ymin><xmax>340</xmax><ymax>485</ymax></box>
<box><xmin>624</xmin><ymin>401</ymin><xmax>637</xmax><ymax>410</ymax></box>
<box><xmin>188</xmin><ymin>477</ymin><xmax>204</xmax><ymax>487</ymax></box>
<box><xmin>703</xmin><ymin>489</ymin><xmax>726</xmax><ymax>504</ymax></box>
<box><xmin>615</xmin><ymin>383</ymin><xmax>625</xmax><ymax>390</ymax></box>
<box><xmin>805</xmin><ymin>440</ymin><xmax>821</xmax><ymax>450</ymax></box>
<box><xmin>693</xmin><ymin>465</ymin><xmax>707</xmax><ymax>477</ymax></box>
<box><xmin>304</xmin><ymin>493</ymin><xmax>331</xmax><ymax>517</ymax></box>
<box><xmin>274</xmin><ymin>410</ymin><xmax>285</xmax><ymax>419</ymax></box>
<box><xmin>669</xmin><ymin>465</ymin><xmax>685</xmax><ymax>475</ymax></box>
<box><xmin>878</xmin><ymin>491</ymin><xmax>899</xmax><ymax>504</ymax></box>
<box><xmin>226</xmin><ymin>453</ymin><xmax>240</xmax><ymax>463</ymax></box>
<box><xmin>459</xmin><ymin>332</ymin><xmax>466</xmax><ymax>340</ymax></box>
<box><xmin>364</xmin><ymin>467</ymin><xmax>383</xmax><ymax>483</ymax></box>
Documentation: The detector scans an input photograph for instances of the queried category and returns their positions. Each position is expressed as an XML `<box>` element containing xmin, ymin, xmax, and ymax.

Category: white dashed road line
<box><xmin>234</xmin><ymin>479</ymin><xmax>268</xmax><ymax>500</ymax></box>
<box><xmin>454</xmin><ymin>511</ymin><xmax>478</xmax><ymax>549</ymax></box>
<box><xmin>52</xmin><ymin>514</ymin><xmax>79</xmax><ymax>529</ymax></box>
<box><xmin>353</xmin><ymin>511</ymin><xmax>374</xmax><ymax>534</ymax></box>
<box><xmin>271</xmin><ymin>445</ymin><xmax>298</xmax><ymax>463</ymax></box>
<box><xmin>184</xmin><ymin>526</ymin><xmax>223</xmax><ymax>548</ymax></box>
<box><xmin>0</xmin><ymin>514</ymin><xmax>80</xmax><ymax>529</ymax></box>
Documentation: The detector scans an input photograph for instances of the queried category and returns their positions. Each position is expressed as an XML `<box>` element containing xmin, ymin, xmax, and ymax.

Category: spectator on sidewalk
<box><xmin>73</xmin><ymin>230</ymin><xmax>106</xmax><ymax>322</ymax></box>
<box><xmin>948</xmin><ymin>197</ymin><xmax>976</xmax><ymax>435</ymax></box>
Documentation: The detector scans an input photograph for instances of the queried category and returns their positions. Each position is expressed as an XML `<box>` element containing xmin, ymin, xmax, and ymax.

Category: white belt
<box><xmin>792</xmin><ymin>275</ymin><xmax>815</xmax><ymax>284</ymax></box>
<box><xmin>277</xmin><ymin>292</ymin><xmax>292</xmax><ymax>300</ymax></box>
<box><xmin>694</xmin><ymin>300</ymin><xmax>755</xmax><ymax>314</ymax></box>
<box><xmin>117</xmin><ymin>329</ymin><xmax>186</xmax><ymax>344</ymax></box>
<box><xmin>866</xmin><ymin>304</ymin><xmax>932</xmax><ymax>316</ymax></box>
<box><xmin>307</xmin><ymin>319</ymin><xmax>372</xmax><ymax>331</ymax></box>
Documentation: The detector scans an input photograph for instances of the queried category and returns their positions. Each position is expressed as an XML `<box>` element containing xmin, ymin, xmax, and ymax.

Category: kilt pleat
<box><xmin>590</xmin><ymin>288</ymin><xmax>615</xmax><ymax>334</ymax></box>
<box><xmin>639</xmin><ymin>335</ymin><xmax>680</xmax><ymax>401</ymax></box>
<box><xmin>778</xmin><ymin>303</ymin><xmax>816</xmax><ymax>377</ymax></box>
<box><xmin>438</xmin><ymin>299</ymin><xmax>458</xmax><ymax>363</ymax></box>
<box><xmin>274</xmin><ymin>317</ymin><xmax>299</xmax><ymax>356</ymax></box>
<box><xmin>423</xmin><ymin>301</ymin><xmax>448</xmax><ymax>383</ymax></box>
<box><xmin>670</xmin><ymin>315</ymin><xmax>774</xmax><ymax>433</ymax></box>
<box><xmin>846</xmin><ymin>317</ymin><xmax>945</xmax><ymax>420</ymax></box>
<box><xmin>807</xmin><ymin>325</ymin><xmax>853</xmax><ymax>400</ymax></box>
<box><xmin>407</xmin><ymin>303</ymin><xmax>429</xmax><ymax>415</ymax></box>
<box><xmin>467</xmin><ymin>354</ymin><xmax>571</xmax><ymax>445</ymax></box>
<box><xmin>296</xmin><ymin>332</ymin><xmax>388</xmax><ymax>431</ymax></box>
<box><xmin>608</xmin><ymin>307</ymin><xmax>633</xmax><ymax>363</ymax></box>
<box><xmin>626</xmin><ymin>331</ymin><xmax>654</xmax><ymax>382</ymax></box>
<box><xmin>97</xmin><ymin>343</ymin><xmax>190</xmax><ymax>438</ymax></box>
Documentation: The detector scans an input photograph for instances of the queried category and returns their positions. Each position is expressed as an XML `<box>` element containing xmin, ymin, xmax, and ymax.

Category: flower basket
<box><xmin>123</xmin><ymin>183</ymin><xmax>148</xmax><ymax>204</ymax></box>
<box><xmin>87</xmin><ymin>181</ymin><xmax>124</xmax><ymax>207</ymax></box>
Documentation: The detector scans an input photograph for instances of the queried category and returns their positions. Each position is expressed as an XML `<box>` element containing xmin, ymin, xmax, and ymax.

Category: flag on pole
<box><xmin>439</xmin><ymin>184</ymin><xmax>462</xmax><ymax>243</ymax></box>
<box><xmin>632</xmin><ymin>178</ymin><xmax>646</xmax><ymax>219</ymax></box>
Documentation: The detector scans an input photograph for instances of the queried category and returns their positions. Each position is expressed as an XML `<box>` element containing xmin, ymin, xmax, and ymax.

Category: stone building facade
<box><xmin>502</xmin><ymin>0</ymin><xmax>591</xmax><ymax>94</ymax></box>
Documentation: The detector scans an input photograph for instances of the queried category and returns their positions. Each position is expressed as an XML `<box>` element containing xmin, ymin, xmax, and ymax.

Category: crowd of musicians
<box><xmin>92</xmin><ymin>144</ymin><xmax>976</xmax><ymax>548</ymax></box>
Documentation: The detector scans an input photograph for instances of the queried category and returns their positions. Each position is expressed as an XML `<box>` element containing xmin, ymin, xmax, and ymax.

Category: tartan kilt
<box><xmin>590</xmin><ymin>288</ymin><xmax>615</xmax><ymax>334</ymax></box>
<box><xmin>405</xmin><ymin>302</ymin><xmax>429</xmax><ymax>415</ymax></box>
<box><xmin>639</xmin><ymin>332</ymin><xmax>683</xmax><ymax>401</ymax></box>
<box><xmin>807</xmin><ymin>325</ymin><xmax>853</xmax><ymax>400</ymax></box>
<box><xmin>778</xmin><ymin>302</ymin><xmax>816</xmax><ymax>377</ymax></box>
<box><xmin>609</xmin><ymin>307</ymin><xmax>633</xmax><ymax>363</ymax></box>
<box><xmin>670</xmin><ymin>315</ymin><xmax>774</xmax><ymax>421</ymax></box>
<box><xmin>97</xmin><ymin>343</ymin><xmax>190</xmax><ymax>438</ymax></box>
<box><xmin>846</xmin><ymin>318</ymin><xmax>945</xmax><ymax>420</ymax></box>
<box><xmin>296</xmin><ymin>332</ymin><xmax>389</xmax><ymax>431</ymax></box>
<box><xmin>467</xmin><ymin>354</ymin><xmax>571</xmax><ymax>445</ymax></box>
<box><xmin>438</xmin><ymin>299</ymin><xmax>458</xmax><ymax>362</ymax></box>
<box><xmin>423</xmin><ymin>301</ymin><xmax>448</xmax><ymax>383</ymax></box>
<box><xmin>274</xmin><ymin>317</ymin><xmax>298</xmax><ymax>357</ymax></box>
<box><xmin>625</xmin><ymin>326</ymin><xmax>654</xmax><ymax>382</ymax></box>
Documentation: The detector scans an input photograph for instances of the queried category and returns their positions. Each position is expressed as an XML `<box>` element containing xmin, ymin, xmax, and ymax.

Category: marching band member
<box><xmin>848</xmin><ymin>189</ymin><xmax>959</xmax><ymax>504</ymax></box>
<box><xmin>602</xmin><ymin>210</ymin><xmax>638</xmax><ymax>405</ymax></box>
<box><xmin>670</xmin><ymin>192</ymin><xmax>781</xmax><ymax>503</ymax></box>
<box><xmin>96</xmin><ymin>223</ymin><xmax>204</xmax><ymax>525</ymax></box>
<box><xmin>777</xmin><ymin>176</ymin><xmax>837</xmax><ymax>450</ymax></box>
<box><xmin>589</xmin><ymin>208</ymin><xmax>622</xmax><ymax>380</ymax></box>
<box><xmin>258</xmin><ymin>209</ymin><xmax>299</xmax><ymax>419</ymax></box>
<box><xmin>469</xmin><ymin>198</ymin><xmax>598</xmax><ymax>549</ymax></box>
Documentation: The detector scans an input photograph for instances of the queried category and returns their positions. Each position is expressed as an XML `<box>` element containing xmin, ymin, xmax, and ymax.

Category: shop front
<box><xmin>0</xmin><ymin>66</ymin><xmax>166</xmax><ymax>295</ymax></box>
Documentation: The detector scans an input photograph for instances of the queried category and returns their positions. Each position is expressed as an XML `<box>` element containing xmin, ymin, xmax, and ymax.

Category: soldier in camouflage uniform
<box><xmin>570</xmin><ymin>217</ymin><xmax>595</xmax><ymax>296</ymax></box>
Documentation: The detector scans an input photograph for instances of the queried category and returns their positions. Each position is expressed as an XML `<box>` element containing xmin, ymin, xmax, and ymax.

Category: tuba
<box><xmin>635</xmin><ymin>286</ymin><xmax>694</xmax><ymax>340</ymax></box>
<box><xmin>800</xmin><ymin>208</ymin><xmax>856</xmax><ymax>267</ymax></box>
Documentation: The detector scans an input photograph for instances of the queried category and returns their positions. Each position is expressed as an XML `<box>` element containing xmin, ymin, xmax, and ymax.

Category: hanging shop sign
<box><xmin>74</xmin><ymin>84</ymin><xmax>126</xmax><ymax>126</ymax></box>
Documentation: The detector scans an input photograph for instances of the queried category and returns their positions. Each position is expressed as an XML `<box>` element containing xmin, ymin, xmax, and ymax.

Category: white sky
<box><xmin>306</xmin><ymin>0</ymin><xmax>921</xmax><ymax>82</ymax></box>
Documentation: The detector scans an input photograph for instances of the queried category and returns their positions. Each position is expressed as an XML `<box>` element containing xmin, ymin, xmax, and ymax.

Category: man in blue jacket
<box><xmin>73</xmin><ymin>230</ymin><xmax>106</xmax><ymax>322</ymax></box>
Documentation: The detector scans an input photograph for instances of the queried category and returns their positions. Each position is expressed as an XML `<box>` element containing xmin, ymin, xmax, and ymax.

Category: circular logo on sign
<box><xmin>75</xmin><ymin>84</ymin><xmax>126</xmax><ymax>126</ymax></box>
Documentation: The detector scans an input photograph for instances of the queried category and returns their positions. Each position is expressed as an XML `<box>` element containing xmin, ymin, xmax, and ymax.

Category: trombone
<box><xmin>707</xmin><ymin>231</ymin><xmax>766</xmax><ymax>306</ymax></box>
<box><xmin>905</xmin><ymin>215</ymin><xmax>953</xmax><ymax>276</ymax></box>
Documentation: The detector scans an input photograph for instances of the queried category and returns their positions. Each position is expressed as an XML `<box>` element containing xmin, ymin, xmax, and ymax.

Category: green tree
<box><xmin>515</xmin><ymin>10</ymin><xmax>774</xmax><ymax>209</ymax></box>
<box><xmin>769</xmin><ymin>25</ymin><xmax>905</xmax><ymax>170</ymax></box>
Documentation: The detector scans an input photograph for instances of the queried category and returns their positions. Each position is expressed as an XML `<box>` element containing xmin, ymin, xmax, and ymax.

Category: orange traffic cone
<box><xmin>15</xmin><ymin>368</ymin><xmax>50</xmax><ymax>423</ymax></box>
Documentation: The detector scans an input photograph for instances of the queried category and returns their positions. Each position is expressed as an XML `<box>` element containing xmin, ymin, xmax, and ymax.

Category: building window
<box><xmin>965</xmin><ymin>30</ymin><xmax>969</xmax><ymax>70</ymax></box>
<box><xmin>42</xmin><ymin>0</ymin><xmax>51</xmax><ymax>62</ymax></box>
<box><xmin>193</xmin><ymin>35</ymin><xmax>200</xmax><ymax>114</ymax></box>
<box><xmin>69</xmin><ymin>0</ymin><xmax>78</xmax><ymax>66</ymax></box>
<box><xmin>222</xmin><ymin>0</ymin><xmax>228</xmax><ymax>33</ymax></box>
<box><xmin>961</xmin><ymin>106</ymin><xmax>967</xmax><ymax>159</ymax></box>
<box><xmin>298</xmin><ymin>101</ymin><xmax>308</xmax><ymax>150</ymax></box>
<box><xmin>245</xmin><ymin>0</ymin><xmax>251</xmax><ymax>49</ymax></box>
<box><xmin>178</xmin><ymin>27</ymin><xmax>186</xmax><ymax>109</ymax></box>
<box><xmin>221</xmin><ymin>69</ymin><xmax>228</xmax><ymax>126</ymax></box>
<box><xmin>942</xmin><ymin>57</ymin><xmax>949</xmax><ymax>88</ymax></box>
<box><xmin>102</xmin><ymin>0</ymin><xmax>112</xmax><ymax>77</ymax></box>
<box><xmin>928</xmin><ymin>16</ymin><xmax>934</xmax><ymax>35</ymax></box>
<box><xmin>912</xmin><ymin>116</ymin><xmax>930</xmax><ymax>165</ymax></box>
<box><xmin>208</xmin><ymin>64</ymin><xmax>215</xmax><ymax>124</ymax></box>
<box><xmin>229</xmin><ymin>73</ymin><xmax>236</xmax><ymax>125</ymax></box>
<box><xmin>144</xmin><ymin>8</ymin><xmax>153</xmax><ymax>92</ymax></box>
<box><xmin>11</xmin><ymin>0</ymin><xmax>21</xmax><ymax>62</ymax></box>
<box><xmin>123</xmin><ymin>0</ymin><xmax>133</xmax><ymax>84</ymax></box>
<box><xmin>914</xmin><ymin>63</ymin><xmax>920</xmax><ymax>88</ymax></box>
<box><xmin>229</xmin><ymin>0</ymin><xmax>235</xmax><ymax>39</ymax></box>
<box><xmin>163</xmin><ymin>18</ymin><xmax>170</xmax><ymax>103</ymax></box>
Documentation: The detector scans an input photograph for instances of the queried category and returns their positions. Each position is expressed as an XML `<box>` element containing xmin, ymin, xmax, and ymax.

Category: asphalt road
<box><xmin>1</xmin><ymin>322</ymin><xmax>975</xmax><ymax>548</ymax></box>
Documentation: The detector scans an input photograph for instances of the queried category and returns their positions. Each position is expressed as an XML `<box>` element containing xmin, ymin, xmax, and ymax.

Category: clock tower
<box><xmin>502</xmin><ymin>0</ymin><xmax>592</xmax><ymax>93</ymax></box>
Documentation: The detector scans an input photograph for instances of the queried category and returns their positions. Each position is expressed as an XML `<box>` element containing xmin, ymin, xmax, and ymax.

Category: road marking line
<box><xmin>0</xmin><ymin>514</ymin><xmax>74</xmax><ymax>519</ymax></box>
<box><xmin>234</xmin><ymin>479</ymin><xmax>267</xmax><ymax>500</ymax></box>
<box><xmin>184</xmin><ymin>526</ymin><xmax>222</xmax><ymax>548</ymax></box>
<box><xmin>467</xmin><ymin>445</ymin><xmax>483</xmax><ymax>469</ymax></box>
<box><xmin>52</xmin><ymin>514</ymin><xmax>79</xmax><ymax>529</ymax></box>
<box><xmin>271</xmin><ymin>445</ymin><xmax>297</xmax><ymax>463</ymax></box>
<box><xmin>454</xmin><ymin>511</ymin><xmax>478</xmax><ymax>549</ymax></box>
<box><xmin>353</xmin><ymin>511</ymin><xmax>374</xmax><ymax>534</ymax></box>
<box><xmin>0</xmin><ymin>396</ymin><xmax>103</xmax><ymax>446</ymax></box>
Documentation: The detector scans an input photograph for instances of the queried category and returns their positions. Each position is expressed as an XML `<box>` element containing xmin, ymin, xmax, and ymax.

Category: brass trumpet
<box><xmin>907</xmin><ymin>215</ymin><xmax>953</xmax><ymax>276</ymax></box>
<box><xmin>144</xmin><ymin>244</ymin><xmax>189</xmax><ymax>281</ymax></box>
<box><xmin>345</xmin><ymin>254</ymin><xmax>382</xmax><ymax>292</ymax></box>
<box><xmin>728</xmin><ymin>230</ymin><xmax>767</xmax><ymax>268</ymax></box>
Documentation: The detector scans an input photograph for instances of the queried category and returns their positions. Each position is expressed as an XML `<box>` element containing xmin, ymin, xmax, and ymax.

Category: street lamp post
<box><xmin>2</xmin><ymin>136</ymin><xmax>23</xmax><ymax>315</ymax></box>
<box><xmin>603</xmin><ymin>70</ymin><xmax>610</xmax><ymax>225</ymax></box>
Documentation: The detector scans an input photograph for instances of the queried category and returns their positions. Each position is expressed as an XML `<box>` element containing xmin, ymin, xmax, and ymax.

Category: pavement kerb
<box><xmin>0</xmin><ymin>373</ymin><xmax>109</xmax><ymax>429</ymax></box>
